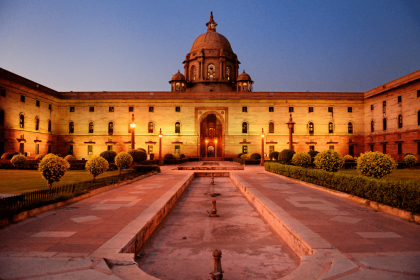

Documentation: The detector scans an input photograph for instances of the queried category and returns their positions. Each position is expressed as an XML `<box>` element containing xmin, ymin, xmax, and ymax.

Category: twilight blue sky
<box><xmin>1</xmin><ymin>0</ymin><xmax>419</xmax><ymax>92</ymax></box>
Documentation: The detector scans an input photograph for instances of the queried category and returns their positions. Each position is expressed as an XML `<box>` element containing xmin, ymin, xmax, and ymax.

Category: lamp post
<box><xmin>215</xmin><ymin>139</ymin><xmax>218</xmax><ymax>158</ymax></box>
<box><xmin>260</xmin><ymin>128</ymin><xmax>265</xmax><ymax>166</ymax></box>
<box><xmin>130</xmin><ymin>114</ymin><xmax>136</xmax><ymax>150</ymax></box>
<box><xmin>286</xmin><ymin>114</ymin><xmax>295</xmax><ymax>151</ymax></box>
<box><xmin>205</xmin><ymin>140</ymin><xmax>208</xmax><ymax>158</ymax></box>
<box><xmin>158</xmin><ymin>128</ymin><xmax>163</xmax><ymax>166</ymax></box>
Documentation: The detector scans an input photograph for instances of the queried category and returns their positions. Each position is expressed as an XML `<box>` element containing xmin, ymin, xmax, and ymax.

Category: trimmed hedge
<box><xmin>133</xmin><ymin>165</ymin><xmax>161</xmax><ymax>174</ymax></box>
<box><xmin>265</xmin><ymin>162</ymin><xmax>420</xmax><ymax>213</ymax></box>
<box><xmin>233</xmin><ymin>158</ymin><xmax>260</xmax><ymax>165</ymax></box>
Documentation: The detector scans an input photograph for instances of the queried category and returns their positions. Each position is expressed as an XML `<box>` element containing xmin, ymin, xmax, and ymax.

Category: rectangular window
<box><xmin>418</xmin><ymin>90</ymin><xmax>420</xmax><ymax>98</ymax></box>
<box><xmin>70</xmin><ymin>106</ymin><xmax>75</xmax><ymax>112</ymax></box>
<box><xmin>35</xmin><ymin>144</ymin><xmax>39</xmax><ymax>155</ymax></box>
<box><xmin>148</xmin><ymin>145</ymin><xmax>153</xmax><ymax>154</ymax></box>
<box><xmin>398</xmin><ymin>96</ymin><xmax>402</xmax><ymax>103</ymax></box>
<box><xmin>19</xmin><ymin>143</ymin><xmax>24</xmax><ymax>154</ymax></box>
<box><xmin>174</xmin><ymin>145</ymin><xmax>180</xmax><ymax>155</ymax></box>
<box><xmin>175</xmin><ymin>106</ymin><xmax>181</xmax><ymax>112</ymax></box>
<box><xmin>109</xmin><ymin>107</ymin><xmax>114</xmax><ymax>112</ymax></box>
<box><xmin>329</xmin><ymin>145</ymin><xmax>334</xmax><ymax>150</ymax></box>
<box><xmin>107</xmin><ymin>145</ymin><xmax>113</xmax><ymax>151</ymax></box>
<box><xmin>48</xmin><ymin>104</ymin><xmax>52</xmax><ymax>110</ymax></box>
<box><xmin>242</xmin><ymin>145</ymin><xmax>248</xmax><ymax>154</ymax></box>
<box><xmin>371</xmin><ymin>104</ymin><xmax>374</xmax><ymax>110</ymax></box>
<box><xmin>383</xmin><ymin>144</ymin><xmax>387</xmax><ymax>154</ymax></box>
<box><xmin>48</xmin><ymin>145</ymin><xmax>51</xmax><ymax>153</ymax></box>
<box><xmin>129</xmin><ymin>106</ymin><xmax>134</xmax><ymax>112</ymax></box>
<box><xmin>328</xmin><ymin>107</ymin><xmax>333</xmax><ymax>113</ymax></box>
<box><xmin>349</xmin><ymin>146</ymin><xmax>354</xmax><ymax>157</ymax></box>
<box><xmin>269</xmin><ymin>145</ymin><xmax>274</xmax><ymax>154</ymax></box>
<box><xmin>21</xmin><ymin>95</ymin><xmax>25</xmax><ymax>102</ymax></box>
<box><xmin>308</xmin><ymin>107</ymin><xmax>313</xmax><ymax>113</ymax></box>
<box><xmin>348</xmin><ymin>107</ymin><xmax>352</xmax><ymax>113</ymax></box>
<box><xmin>68</xmin><ymin>145</ymin><xmax>73</xmax><ymax>155</ymax></box>
<box><xmin>89</xmin><ymin>106</ymin><xmax>94</xmax><ymax>112</ymax></box>
<box><xmin>370</xmin><ymin>144</ymin><xmax>374</xmax><ymax>152</ymax></box>
<box><xmin>398</xmin><ymin>143</ymin><xmax>402</xmax><ymax>155</ymax></box>
<box><xmin>242</xmin><ymin>106</ymin><xmax>247</xmax><ymax>112</ymax></box>
<box><xmin>289</xmin><ymin>107</ymin><xmax>294</xmax><ymax>113</ymax></box>
<box><xmin>383</xmin><ymin>101</ymin><xmax>386</xmax><ymax>107</ymax></box>
<box><xmin>269</xmin><ymin>107</ymin><xmax>274</xmax><ymax>112</ymax></box>
<box><xmin>149</xmin><ymin>106</ymin><xmax>154</xmax><ymax>112</ymax></box>
<box><xmin>0</xmin><ymin>89</ymin><xmax>5</xmax><ymax>97</ymax></box>
<box><xmin>36</xmin><ymin>100</ymin><xmax>40</xmax><ymax>107</ymax></box>
<box><xmin>309</xmin><ymin>145</ymin><xmax>315</xmax><ymax>151</ymax></box>
<box><xmin>88</xmin><ymin>145</ymin><xmax>93</xmax><ymax>155</ymax></box>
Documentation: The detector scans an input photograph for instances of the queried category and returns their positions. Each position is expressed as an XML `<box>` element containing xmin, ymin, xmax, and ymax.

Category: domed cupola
<box><xmin>169</xmin><ymin>70</ymin><xmax>186</xmax><ymax>92</ymax></box>
<box><xmin>236</xmin><ymin>70</ymin><xmax>254</xmax><ymax>92</ymax></box>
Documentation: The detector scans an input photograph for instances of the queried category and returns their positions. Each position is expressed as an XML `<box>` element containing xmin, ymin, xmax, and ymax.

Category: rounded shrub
<box><xmin>11</xmin><ymin>154</ymin><xmax>27</xmax><ymax>169</ymax></box>
<box><xmin>291</xmin><ymin>152</ymin><xmax>311</xmax><ymax>167</ymax></box>
<box><xmin>38</xmin><ymin>154</ymin><xmax>70</xmax><ymax>192</ymax></box>
<box><xmin>237</xmin><ymin>153</ymin><xmax>244</xmax><ymax>158</ymax></box>
<box><xmin>100</xmin><ymin>151</ymin><xmax>117</xmax><ymax>163</ymax></box>
<box><xmin>129</xmin><ymin>149</ymin><xmax>147</xmax><ymax>163</ymax></box>
<box><xmin>356</xmin><ymin>152</ymin><xmax>397</xmax><ymax>179</ymax></box>
<box><xmin>314</xmin><ymin>150</ymin><xmax>344</xmax><ymax>172</ymax></box>
<box><xmin>180</xmin><ymin>154</ymin><xmax>185</xmax><ymax>159</ymax></box>
<box><xmin>269</xmin><ymin>151</ymin><xmax>279</xmax><ymax>161</ymax></box>
<box><xmin>404</xmin><ymin>154</ymin><xmax>417</xmax><ymax>168</ymax></box>
<box><xmin>404</xmin><ymin>152</ymin><xmax>415</xmax><ymax>158</ymax></box>
<box><xmin>1</xmin><ymin>152</ymin><xmax>18</xmax><ymax>160</ymax></box>
<box><xmin>250</xmin><ymin>153</ymin><xmax>261</xmax><ymax>160</ymax></box>
<box><xmin>115</xmin><ymin>152</ymin><xmax>133</xmax><ymax>174</ymax></box>
<box><xmin>173</xmin><ymin>154</ymin><xmax>181</xmax><ymax>160</ymax></box>
<box><xmin>164</xmin><ymin>154</ymin><xmax>175</xmax><ymax>160</ymax></box>
<box><xmin>278</xmin><ymin>149</ymin><xmax>295</xmax><ymax>164</ymax></box>
<box><xmin>109</xmin><ymin>163</ymin><xmax>118</xmax><ymax>171</ymax></box>
<box><xmin>35</xmin><ymin>154</ymin><xmax>46</xmax><ymax>161</ymax></box>
<box><xmin>343</xmin><ymin>155</ymin><xmax>354</xmax><ymax>161</ymax></box>
<box><xmin>241</xmin><ymin>154</ymin><xmax>249</xmax><ymax>160</ymax></box>
<box><xmin>64</xmin><ymin>155</ymin><xmax>76</xmax><ymax>161</ymax></box>
<box><xmin>137</xmin><ymin>148</ymin><xmax>147</xmax><ymax>153</ymax></box>
<box><xmin>85</xmin><ymin>156</ymin><xmax>109</xmax><ymax>181</ymax></box>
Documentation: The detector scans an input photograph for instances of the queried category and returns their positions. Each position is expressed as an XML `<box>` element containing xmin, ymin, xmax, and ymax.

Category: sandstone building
<box><xmin>1</xmin><ymin>13</ymin><xmax>419</xmax><ymax>161</ymax></box>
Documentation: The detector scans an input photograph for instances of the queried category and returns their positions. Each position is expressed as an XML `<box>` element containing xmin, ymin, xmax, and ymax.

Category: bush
<box><xmin>357</xmin><ymin>152</ymin><xmax>397</xmax><ymax>179</ymax></box>
<box><xmin>291</xmin><ymin>152</ymin><xmax>311</xmax><ymax>167</ymax></box>
<box><xmin>308</xmin><ymin>150</ymin><xmax>319</xmax><ymax>159</ymax></box>
<box><xmin>250</xmin><ymin>153</ymin><xmax>261</xmax><ymax>160</ymax></box>
<box><xmin>85</xmin><ymin>156</ymin><xmax>109</xmax><ymax>181</ymax></box>
<box><xmin>343</xmin><ymin>155</ymin><xmax>354</xmax><ymax>161</ymax></box>
<box><xmin>278</xmin><ymin>149</ymin><xmax>295</xmax><ymax>164</ymax></box>
<box><xmin>11</xmin><ymin>155</ymin><xmax>27</xmax><ymax>169</ymax></box>
<box><xmin>109</xmin><ymin>163</ymin><xmax>118</xmax><ymax>171</ymax></box>
<box><xmin>241</xmin><ymin>154</ymin><xmax>249</xmax><ymax>160</ymax></box>
<box><xmin>137</xmin><ymin>148</ymin><xmax>147</xmax><ymax>153</ymax></box>
<box><xmin>1</xmin><ymin>152</ymin><xmax>18</xmax><ymax>160</ymax></box>
<box><xmin>404</xmin><ymin>155</ymin><xmax>417</xmax><ymax>168</ymax></box>
<box><xmin>237</xmin><ymin>153</ymin><xmax>243</xmax><ymax>158</ymax></box>
<box><xmin>265</xmin><ymin>162</ymin><xmax>420</xmax><ymax>213</ymax></box>
<box><xmin>115</xmin><ymin>152</ymin><xmax>133</xmax><ymax>175</ymax></box>
<box><xmin>314</xmin><ymin>150</ymin><xmax>344</xmax><ymax>172</ymax></box>
<box><xmin>404</xmin><ymin>152</ymin><xmax>415</xmax><ymax>158</ymax></box>
<box><xmin>174</xmin><ymin>154</ymin><xmax>181</xmax><ymax>159</ymax></box>
<box><xmin>164</xmin><ymin>154</ymin><xmax>175</xmax><ymax>160</ymax></box>
<box><xmin>64</xmin><ymin>155</ymin><xmax>76</xmax><ymax>161</ymax></box>
<box><xmin>180</xmin><ymin>154</ymin><xmax>185</xmax><ymax>159</ymax></box>
<box><xmin>129</xmin><ymin>149</ymin><xmax>147</xmax><ymax>163</ymax></box>
<box><xmin>269</xmin><ymin>151</ymin><xmax>279</xmax><ymax>161</ymax></box>
<box><xmin>38</xmin><ymin>154</ymin><xmax>70</xmax><ymax>192</ymax></box>
<box><xmin>35</xmin><ymin>154</ymin><xmax>46</xmax><ymax>160</ymax></box>
<box><xmin>100</xmin><ymin>151</ymin><xmax>117</xmax><ymax>163</ymax></box>
<box><xmin>133</xmin><ymin>165</ymin><xmax>161</xmax><ymax>174</ymax></box>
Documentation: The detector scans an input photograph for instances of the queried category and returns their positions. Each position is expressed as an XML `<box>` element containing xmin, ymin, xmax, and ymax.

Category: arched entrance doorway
<box><xmin>200</xmin><ymin>113</ymin><xmax>223</xmax><ymax>158</ymax></box>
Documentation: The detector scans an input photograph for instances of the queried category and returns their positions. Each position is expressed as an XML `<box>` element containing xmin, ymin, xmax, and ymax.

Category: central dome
<box><xmin>190</xmin><ymin>32</ymin><xmax>232</xmax><ymax>53</ymax></box>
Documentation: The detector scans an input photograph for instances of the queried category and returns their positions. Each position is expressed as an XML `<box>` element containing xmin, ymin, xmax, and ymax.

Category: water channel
<box><xmin>136</xmin><ymin>176</ymin><xmax>299</xmax><ymax>279</ymax></box>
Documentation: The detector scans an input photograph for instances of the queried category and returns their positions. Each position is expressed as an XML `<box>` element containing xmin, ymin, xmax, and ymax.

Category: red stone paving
<box><xmin>236</xmin><ymin>169</ymin><xmax>420</xmax><ymax>254</ymax></box>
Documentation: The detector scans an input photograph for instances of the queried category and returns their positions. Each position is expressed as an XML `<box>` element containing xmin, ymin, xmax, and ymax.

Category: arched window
<box><xmin>89</xmin><ymin>122</ymin><xmax>94</xmax><ymax>133</ymax></box>
<box><xmin>269</xmin><ymin>122</ymin><xmax>274</xmax><ymax>133</ymax></box>
<box><xmin>19</xmin><ymin>114</ymin><xmax>24</xmax><ymax>128</ymax></box>
<box><xmin>308</xmin><ymin>122</ymin><xmax>314</xmax><ymax>135</ymax></box>
<box><xmin>148</xmin><ymin>122</ymin><xmax>154</xmax><ymax>133</ymax></box>
<box><xmin>175</xmin><ymin>122</ymin><xmax>181</xmax><ymax>133</ymax></box>
<box><xmin>175</xmin><ymin>82</ymin><xmax>180</xmax><ymax>91</ymax></box>
<box><xmin>0</xmin><ymin>110</ymin><xmax>4</xmax><ymax>126</ymax></box>
<box><xmin>383</xmin><ymin>118</ymin><xmax>387</xmax><ymax>131</ymax></box>
<box><xmin>242</xmin><ymin>122</ymin><xmax>248</xmax><ymax>133</ymax></box>
<box><xmin>371</xmin><ymin>121</ymin><xmax>374</xmax><ymax>132</ymax></box>
<box><xmin>226</xmin><ymin>66</ymin><xmax>231</xmax><ymax>81</ymax></box>
<box><xmin>190</xmin><ymin>66</ymin><xmax>196</xmax><ymax>81</ymax></box>
<box><xmin>108</xmin><ymin>122</ymin><xmax>114</xmax><ymax>135</ymax></box>
<box><xmin>242</xmin><ymin>82</ymin><xmax>247</xmax><ymax>91</ymax></box>
<box><xmin>69</xmin><ymin>122</ymin><xmax>74</xmax><ymax>134</ymax></box>
<box><xmin>207</xmin><ymin>64</ymin><xmax>215</xmax><ymax>80</ymax></box>
<box><xmin>48</xmin><ymin>119</ymin><xmax>51</xmax><ymax>133</ymax></box>
<box><xmin>348</xmin><ymin>122</ymin><xmax>353</xmax><ymax>134</ymax></box>
<box><xmin>398</xmin><ymin>115</ymin><xmax>403</xmax><ymax>128</ymax></box>
<box><xmin>328</xmin><ymin>122</ymin><xmax>334</xmax><ymax>134</ymax></box>
<box><xmin>35</xmin><ymin>117</ymin><xmax>39</xmax><ymax>131</ymax></box>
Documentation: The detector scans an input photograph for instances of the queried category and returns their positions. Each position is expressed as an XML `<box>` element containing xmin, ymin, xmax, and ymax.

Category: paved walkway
<box><xmin>0</xmin><ymin>162</ymin><xmax>419</xmax><ymax>279</ymax></box>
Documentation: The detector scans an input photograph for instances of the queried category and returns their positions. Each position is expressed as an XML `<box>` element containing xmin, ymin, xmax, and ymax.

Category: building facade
<box><xmin>0</xmin><ymin>14</ymin><xmax>419</xmax><ymax>160</ymax></box>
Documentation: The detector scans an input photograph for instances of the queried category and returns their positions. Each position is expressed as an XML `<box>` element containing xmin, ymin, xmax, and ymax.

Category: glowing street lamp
<box><xmin>158</xmin><ymin>128</ymin><xmax>163</xmax><ymax>166</ymax></box>
<box><xmin>205</xmin><ymin>139</ymin><xmax>209</xmax><ymax>158</ymax></box>
<box><xmin>215</xmin><ymin>139</ymin><xmax>218</xmax><ymax>158</ymax></box>
<box><xmin>260</xmin><ymin>128</ymin><xmax>265</xmax><ymax>166</ymax></box>
<box><xmin>130</xmin><ymin>114</ymin><xmax>136</xmax><ymax>150</ymax></box>
<box><xmin>286</xmin><ymin>114</ymin><xmax>295</xmax><ymax>151</ymax></box>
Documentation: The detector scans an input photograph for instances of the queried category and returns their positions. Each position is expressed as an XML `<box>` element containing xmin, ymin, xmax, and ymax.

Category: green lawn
<box><xmin>338</xmin><ymin>169</ymin><xmax>420</xmax><ymax>181</ymax></box>
<box><xmin>0</xmin><ymin>170</ymin><xmax>129</xmax><ymax>194</ymax></box>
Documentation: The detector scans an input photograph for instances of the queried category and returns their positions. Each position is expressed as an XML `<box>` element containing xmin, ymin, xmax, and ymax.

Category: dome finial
<box><xmin>206</xmin><ymin>11</ymin><xmax>217</xmax><ymax>32</ymax></box>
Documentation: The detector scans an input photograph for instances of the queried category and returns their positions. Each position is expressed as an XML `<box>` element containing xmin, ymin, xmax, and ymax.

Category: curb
<box><xmin>265</xmin><ymin>171</ymin><xmax>420</xmax><ymax>224</ymax></box>
<box><xmin>0</xmin><ymin>172</ymin><xmax>157</xmax><ymax>228</ymax></box>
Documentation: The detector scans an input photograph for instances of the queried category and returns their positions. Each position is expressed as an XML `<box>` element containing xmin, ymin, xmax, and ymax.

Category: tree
<box><xmin>38</xmin><ymin>154</ymin><xmax>70</xmax><ymax>193</ymax></box>
<box><xmin>85</xmin><ymin>156</ymin><xmax>109</xmax><ymax>181</ymax></box>
<box><xmin>404</xmin><ymin>154</ymin><xmax>417</xmax><ymax>169</ymax></box>
<box><xmin>269</xmin><ymin>151</ymin><xmax>279</xmax><ymax>160</ymax></box>
<box><xmin>314</xmin><ymin>150</ymin><xmax>344</xmax><ymax>172</ymax></box>
<box><xmin>11</xmin><ymin>154</ymin><xmax>27</xmax><ymax>169</ymax></box>
<box><xmin>291</xmin><ymin>152</ymin><xmax>311</xmax><ymax>167</ymax></box>
<box><xmin>129</xmin><ymin>149</ymin><xmax>147</xmax><ymax>164</ymax></box>
<box><xmin>115</xmin><ymin>152</ymin><xmax>133</xmax><ymax>175</ymax></box>
<box><xmin>278</xmin><ymin>149</ymin><xmax>295</xmax><ymax>164</ymax></box>
<box><xmin>357</xmin><ymin>152</ymin><xmax>397</xmax><ymax>179</ymax></box>
<box><xmin>100</xmin><ymin>151</ymin><xmax>117</xmax><ymax>163</ymax></box>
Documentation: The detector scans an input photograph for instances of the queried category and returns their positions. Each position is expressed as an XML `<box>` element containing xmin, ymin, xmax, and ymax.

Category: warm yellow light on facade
<box><xmin>130</xmin><ymin>123</ymin><xmax>136</xmax><ymax>129</ymax></box>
